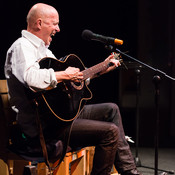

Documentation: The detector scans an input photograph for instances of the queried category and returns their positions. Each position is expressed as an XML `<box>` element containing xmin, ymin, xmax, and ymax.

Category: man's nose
<box><xmin>56</xmin><ymin>25</ymin><xmax>60</xmax><ymax>32</ymax></box>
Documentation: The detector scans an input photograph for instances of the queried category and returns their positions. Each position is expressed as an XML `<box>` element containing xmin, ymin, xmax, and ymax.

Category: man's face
<box><xmin>40</xmin><ymin>12</ymin><xmax>60</xmax><ymax>46</ymax></box>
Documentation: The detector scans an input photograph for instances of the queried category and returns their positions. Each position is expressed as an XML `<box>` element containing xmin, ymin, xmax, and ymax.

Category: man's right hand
<box><xmin>55</xmin><ymin>67</ymin><xmax>83</xmax><ymax>83</ymax></box>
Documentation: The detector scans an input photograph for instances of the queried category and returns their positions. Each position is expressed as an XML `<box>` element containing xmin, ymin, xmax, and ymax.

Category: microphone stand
<box><xmin>111</xmin><ymin>46</ymin><xmax>175</xmax><ymax>175</ymax></box>
<box><xmin>134</xmin><ymin>68</ymin><xmax>141</xmax><ymax>167</ymax></box>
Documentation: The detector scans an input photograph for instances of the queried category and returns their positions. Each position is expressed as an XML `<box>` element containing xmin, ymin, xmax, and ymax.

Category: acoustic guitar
<box><xmin>35</xmin><ymin>53</ymin><xmax>121</xmax><ymax>122</ymax></box>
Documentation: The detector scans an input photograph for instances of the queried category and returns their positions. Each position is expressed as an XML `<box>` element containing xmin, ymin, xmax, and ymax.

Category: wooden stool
<box><xmin>53</xmin><ymin>147</ymin><xmax>119</xmax><ymax>175</ymax></box>
<box><xmin>53</xmin><ymin>147</ymin><xmax>89</xmax><ymax>175</ymax></box>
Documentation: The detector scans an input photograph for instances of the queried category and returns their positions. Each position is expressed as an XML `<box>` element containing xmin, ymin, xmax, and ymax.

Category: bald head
<box><xmin>26</xmin><ymin>3</ymin><xmax>60</xmax><ymax>46</ymax></box>
<box><xmin>27</xmin><ymin>3</ymin><xmax>58</xmax><ymax>30</ymax></box>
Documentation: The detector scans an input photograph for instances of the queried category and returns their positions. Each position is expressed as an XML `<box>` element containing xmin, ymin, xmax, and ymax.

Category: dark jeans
<box><xmin>10</xmin><ymin>102</ymin><xmax>136</xmax><ymax>175</ymax></box>
<box><xmin>69</xmin><ymin>103</ymin><xmax>136</xmax><ymax>175</ymax></box>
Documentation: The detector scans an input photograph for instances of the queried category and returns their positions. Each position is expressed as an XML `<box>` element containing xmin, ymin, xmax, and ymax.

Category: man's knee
<box><xmin>108</xmin><ymin>103</ymin><xmax>119</xmax><ymax>113</ymax></box>
<box><xmin>104</xmin><ymin>103</ymin><xmax>120</xmax><ymax>122</ymax></box>
<box><xmin>105</xmin><ymin>123</ymin><xmax>119</xmax><ymax>145</ymax></box>
<box><xmin>109</xmin><ymin>123</ymin><xmax>119</xmax><ymax>136</ymax></box>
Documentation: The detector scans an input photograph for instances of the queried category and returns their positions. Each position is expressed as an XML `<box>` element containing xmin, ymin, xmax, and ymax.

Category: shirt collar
<box><xmin>21</xmin><ymin>30</ymin><xmax>49</xmax><ymax>48</ymax></box>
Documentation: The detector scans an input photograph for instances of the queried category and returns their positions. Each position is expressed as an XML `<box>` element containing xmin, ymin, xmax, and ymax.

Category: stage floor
<box><xmin>131</xmin><ymin>147</ymin><xmax>175</xmax><ymax>175</ymax></box>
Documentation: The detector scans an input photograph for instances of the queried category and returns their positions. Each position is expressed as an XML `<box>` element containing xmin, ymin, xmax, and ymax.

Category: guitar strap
<box><xmin>35</xmin><ymin>100</ymin><xmax>73</xmax><ymax>174</ymax></box>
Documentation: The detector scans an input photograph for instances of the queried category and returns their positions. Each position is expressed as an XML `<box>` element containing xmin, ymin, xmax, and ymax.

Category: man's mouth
<box><xmin>50</xmin><ymin>32</ymin><xmax>56</xmax><ymax>37</ymax></box>
<box><xmin>48</xmin><ymin>32</ymin><xmax>56</xmax><ymax>45</ymax></box>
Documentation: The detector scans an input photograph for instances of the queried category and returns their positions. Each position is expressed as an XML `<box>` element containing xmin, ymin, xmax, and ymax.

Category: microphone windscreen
<box><xmin>82</xmin><ymin>30</ymin><xmax>93</xmax><ymax>40</ymax></box>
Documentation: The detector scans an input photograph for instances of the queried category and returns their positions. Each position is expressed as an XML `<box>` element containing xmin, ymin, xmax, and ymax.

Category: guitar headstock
<box><xmin>111</xmin><ymin>52</ymin><xmax>122</xmax><ymax>62</ymax></box>
<box><xmin>112</xmin><ymin>52</ymin><xmax>128</xmax><ymax>70</ymax></box>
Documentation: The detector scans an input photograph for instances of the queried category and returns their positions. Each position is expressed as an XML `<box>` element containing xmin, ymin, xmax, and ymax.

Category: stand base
<box><xmin>134</xmin><ymin>157</ymin><xmax>141</xmax><ymax>167</ymax></box>
<box><xmin>134</xmin><ymin>157</ymin><xmax>174</xmax><ymax>174</ymax></box>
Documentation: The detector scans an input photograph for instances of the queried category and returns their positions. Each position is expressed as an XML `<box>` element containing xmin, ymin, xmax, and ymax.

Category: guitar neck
<box><xmin>82</xmin><ymin>59</ymin><xmax>110</xmax><ymax>80</ymax></box>
<box><xmin>82</xmin><ymin>53</ymin><xmax>120</xmax><ymax>80</ymax></box>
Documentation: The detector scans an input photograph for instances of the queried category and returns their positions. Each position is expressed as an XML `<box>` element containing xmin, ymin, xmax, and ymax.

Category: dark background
<box><xmin>1</xmin><ymin>0</ymin><xmax>175</xmax><ymax>147</ymax></box>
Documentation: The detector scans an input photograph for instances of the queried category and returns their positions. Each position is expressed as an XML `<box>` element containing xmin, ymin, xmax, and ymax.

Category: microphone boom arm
<box><xmin>115</xmin><ymin>47</ymin><xmax>175</xmax><ymax>81</ymax></box>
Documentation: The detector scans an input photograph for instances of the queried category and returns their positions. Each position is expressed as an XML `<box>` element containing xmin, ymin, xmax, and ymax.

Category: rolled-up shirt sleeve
<box><xmin>24</xmin><ymin>63</ymin><xmax>57</xmax><ymax>90</ymax></box>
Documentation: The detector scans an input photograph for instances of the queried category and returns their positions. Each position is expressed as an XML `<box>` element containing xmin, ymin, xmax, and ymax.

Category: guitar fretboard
<box><xmin>82</xmin><ymin>53</ymin><xmax>120</xmax><ymax>80</ymax></box>
<box><xmin>82</xmin><ymin>60</ymin><xmax>110</xmax><ymax>80</ymax></box>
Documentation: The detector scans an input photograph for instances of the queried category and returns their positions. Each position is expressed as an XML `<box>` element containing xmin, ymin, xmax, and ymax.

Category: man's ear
<box><xmin>36</xmin><ymin>18</ymin><xmax>42</xmax><ymax>30</ymax></box>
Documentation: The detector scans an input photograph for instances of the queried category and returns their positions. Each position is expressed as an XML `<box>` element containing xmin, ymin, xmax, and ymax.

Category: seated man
<box><xmin>4</xmin><ymin>3</ymin><xmax>141</xmax><ymax>175</ymax></box>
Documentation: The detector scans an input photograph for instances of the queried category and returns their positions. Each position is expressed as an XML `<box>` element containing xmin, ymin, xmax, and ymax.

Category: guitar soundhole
<box><xmin>71</xmin><ymin>81</ymin><xmax>84</xmax><ymax>90</ymax></box>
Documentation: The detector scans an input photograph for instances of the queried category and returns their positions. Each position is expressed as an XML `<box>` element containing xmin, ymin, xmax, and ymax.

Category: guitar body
<box><xmin>37</xmin><ymin>54</ymin><xmax>92</xmax><ymax>122</ymax></box>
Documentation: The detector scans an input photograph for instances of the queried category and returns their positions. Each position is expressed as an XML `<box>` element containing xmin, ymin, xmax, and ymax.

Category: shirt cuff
<box><xmin>44</xmin><ymin>68</ymin><xmax>57</xmax><ymax>88</ymax></box>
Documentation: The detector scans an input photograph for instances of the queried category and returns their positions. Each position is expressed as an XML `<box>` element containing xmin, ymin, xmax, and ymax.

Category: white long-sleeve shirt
<box><xmin>5</xmin><ymin>30</ymin><xmax>57</xmax><ymax>90</ymax></box>
<box><xmin>4</xmin><ymin>30</ymin><xmax>58</xmax><ymax>137</ymax></box>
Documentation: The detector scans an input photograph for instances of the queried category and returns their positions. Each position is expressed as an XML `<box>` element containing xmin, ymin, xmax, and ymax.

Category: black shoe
<box><xmin>121</xmin><ymin>168</ymin><xmax>142</xmax><ymax>175</ymax></box>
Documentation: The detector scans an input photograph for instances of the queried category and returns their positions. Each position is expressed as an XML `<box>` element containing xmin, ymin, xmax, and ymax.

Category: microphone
<box><xmin>82</xmin><ymin>29</ymin><xmax>123</xmax><ymax>45</ymax></box>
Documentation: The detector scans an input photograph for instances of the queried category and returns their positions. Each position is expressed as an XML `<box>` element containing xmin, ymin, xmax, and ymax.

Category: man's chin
<box><xmin>46</xmin><ymin>37</ymin><xmax>52</xmax><ymax>46</ymax></box>
<box><xmin>45</xmin><ymin>40</ymin><xmax>52</xmax><ymax>46</ymax></box>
